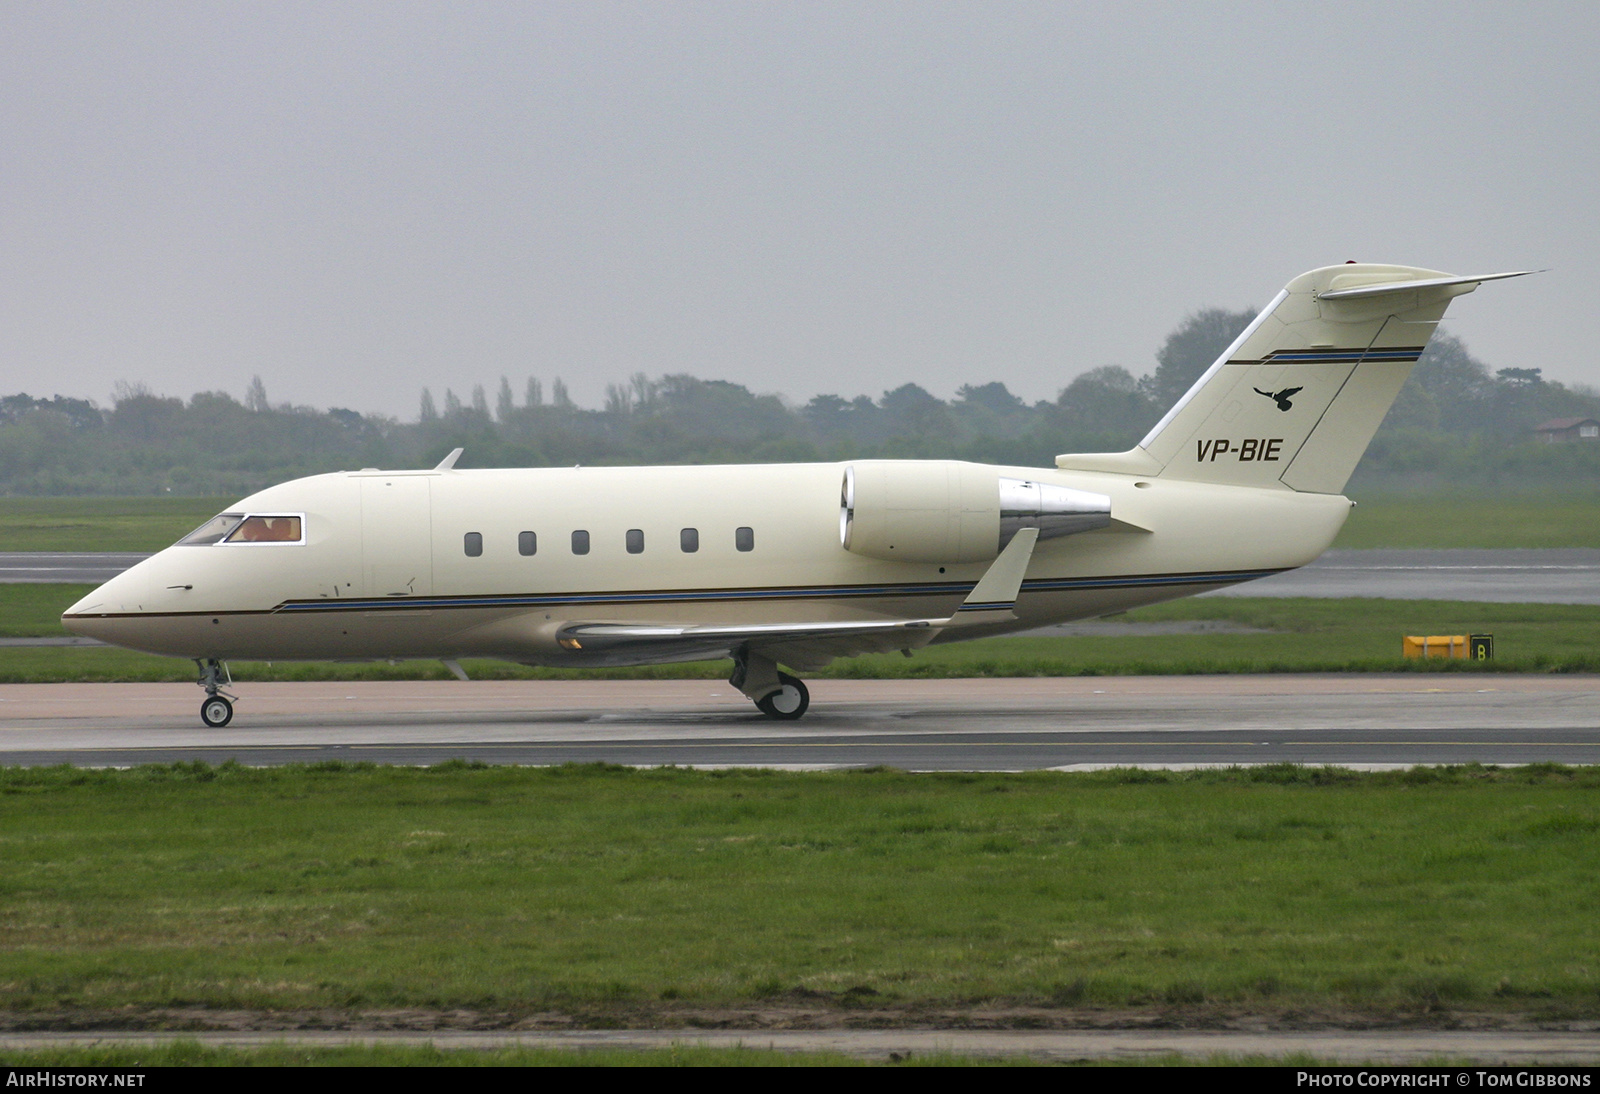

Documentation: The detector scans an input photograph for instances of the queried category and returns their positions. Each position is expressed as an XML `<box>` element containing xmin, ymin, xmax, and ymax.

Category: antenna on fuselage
<box><xmin>433</xmin><ymin>447</ymin><xmax>464</xmax><ymax>471</ymax></box>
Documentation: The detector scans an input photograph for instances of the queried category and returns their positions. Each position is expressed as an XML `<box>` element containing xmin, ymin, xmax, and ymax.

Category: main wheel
<box><xmin>755</xmin><ymin>673</ymin><xmax>809</xmax><ymax>720</ymax></box>
<box><xmin>200</xmin><ymin>695</ymin><xmax>234</xmax><ymax>728</ymax></box>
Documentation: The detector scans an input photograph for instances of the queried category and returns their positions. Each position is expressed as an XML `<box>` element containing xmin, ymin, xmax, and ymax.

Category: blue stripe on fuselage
<box><xmin>271</xmin><ymin>568</ymin><xmax>1287</xmax><ymax>614</ymax></box>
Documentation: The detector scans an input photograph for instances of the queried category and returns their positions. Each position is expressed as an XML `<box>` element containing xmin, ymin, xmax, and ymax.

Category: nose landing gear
<box><xmin>201</xmin><ymin>694</ymin><xmax>234</xmax><ymax>728</ymax></box>
<box><xmin>195</xmin><ymin>658</ymin><xmax>238</xmax><ymax>727</ymax></box>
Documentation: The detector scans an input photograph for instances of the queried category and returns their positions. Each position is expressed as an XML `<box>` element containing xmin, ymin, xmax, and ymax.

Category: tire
<box><xmin>200</xmin><ymin>695</ymin><xmax>234</xmax><ymax>728</ymax></box>
<box><xmin>755</xmin><ymin>673</ymin><xmax>809</xmax><ymax>720</ymax></box>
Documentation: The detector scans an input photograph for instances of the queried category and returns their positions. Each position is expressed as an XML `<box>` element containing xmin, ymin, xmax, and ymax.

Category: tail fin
<box><xmin>1056</xmin><ymin>264</ymin><xmax>1533</xmax><ymax>493</ymax></box>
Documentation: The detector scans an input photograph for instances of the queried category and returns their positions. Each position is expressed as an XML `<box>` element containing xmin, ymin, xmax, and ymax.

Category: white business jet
<box><xmin>63</xmin><ymin>263</ymin><xmax>1530</xmax><ymax>727</ymax></box>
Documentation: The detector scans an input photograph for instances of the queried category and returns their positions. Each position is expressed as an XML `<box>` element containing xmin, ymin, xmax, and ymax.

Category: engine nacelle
<box><xmin>840</xmin><ymin>461</ymin><xmax>1111</xmax><ymax>564</ymax></box>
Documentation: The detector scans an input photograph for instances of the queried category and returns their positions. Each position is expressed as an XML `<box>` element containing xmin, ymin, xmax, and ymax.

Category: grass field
<box><xmin>0</xmin><ymin>1044</ymin><xmax>974</xmax><ymax>1067</ymax></box>
<box><xmin>0</xmin><ymin>763</ymin><xmax>1596</xmax><ymax>1021</ymax></box>
<box><xmin>0</xmin><ymin>1045</ymin><xmax>905</xmax><ymax>1067</ymax></box>
<box><xmin>0</xmin><ymin>1044</ymin><xmax>1372</xmax><ymax>1066</ymax></box>
<box><xmin>0</xmin><ymin>583</ymin><xmax>97</xmax><ymax>637</ymax></box>
<box><xmin>3</xmin><ymin>584</ymin><xmax>1596</xmax><ymax>679</ymax></box>
<box><xmin>0</xmin><ymin>490</ymin><xmax>1595</xmax><ymax>552</ymax></box>
<box><xmin>0</xmin><ymin>497</ymin><xmax>232</xmax><ymax>552</ymax></box>
<box><xmin>1335</xmin><ymin>491</ymin><xmax>1600</xmax><ymax>549</ymax></box>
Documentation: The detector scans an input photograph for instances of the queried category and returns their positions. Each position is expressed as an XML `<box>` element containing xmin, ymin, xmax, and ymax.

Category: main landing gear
<box><xmin>756</xmin><ymin>674</ymin><xmax>810</xmax><ymax>720</ymax></box>
<box><xmin>730</xmin><ymin>648</ymin><xmax>810</xmax><ymax>720</ymax></box>
<box><xmin>195</xmin><ymin>657</ymin><xmax>238</xmax><ymax>727</ymax></box>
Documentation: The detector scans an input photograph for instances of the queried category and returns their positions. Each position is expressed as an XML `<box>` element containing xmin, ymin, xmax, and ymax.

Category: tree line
<box><xmin>3</xmin><ymin>311</ymin><xmax>1597</xmax><ymax>496</ymax></box>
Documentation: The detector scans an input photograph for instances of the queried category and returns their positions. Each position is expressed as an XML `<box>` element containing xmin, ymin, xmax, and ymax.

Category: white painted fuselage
<box><xmin>63</xmin><ymin>460</ymin><xmax>1348</xmax><ymax>666</ymax></box>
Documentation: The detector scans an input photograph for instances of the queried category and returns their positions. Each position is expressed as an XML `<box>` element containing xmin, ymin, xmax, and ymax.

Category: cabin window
<box><xmin>518</xmin><ymin>531</ymin><xmax>537</xmax><ymax>556</ymax></box>
<box><xmin>572</xmin><ymin>530</ymin><xmax>590</xmax><ymax>555</ymax></box>
<box><xmin>626</xmin><ymin>528</ymin><xmax>644</xmax><ymax>554</ymax></box>
<box><xmin>178</xmin><ymin>513</ymin><xmax>245</xmax><ymax>546</ymax></box>
<box><xmin>736</xmin><ymin>526</ymin><xmax>754</xmax><ymax>552</ymax></box>
<box><xmin>223</xmin><ymin>515</ymin><xmax>303</xmax><ymax>544</ymax></box>
<box><xmin>680</xmin><ymin>527</ymin><xmax>699</xmax><ymax>553</ymax></box>
<box><xmin>463</xmin><ymin>532</ymin><xmax>483</xmax><ymax>557</ymax></box>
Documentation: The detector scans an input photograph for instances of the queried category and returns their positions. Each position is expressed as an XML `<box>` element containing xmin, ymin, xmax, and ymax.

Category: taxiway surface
<box><xmin>4</xmin><ymin>676</ymin><xmax>1597</xmax><ymax>769</ymax></box>
<box><xmin>1204</xmin><ymin>548</ymin><xmax>1600</xmax><ymax>604</ymax></box>
<box><xmin>0</xmin><ymin>552</ymin><xmax>151</xmax><ymax>584</ymax></box>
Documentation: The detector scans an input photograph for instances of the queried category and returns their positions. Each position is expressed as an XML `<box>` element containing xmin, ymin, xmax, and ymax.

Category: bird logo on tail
<box><xmin>1254</xmin><ymin>386</ymin><xmax>1302</xmax><ymax>411</ymax></box>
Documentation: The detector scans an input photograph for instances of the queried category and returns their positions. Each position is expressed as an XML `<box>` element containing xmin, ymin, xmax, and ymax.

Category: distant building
<box><xmin>1535</xmin><ymin>417</ymin><xmax>1600</xmax><ymax>443</ymax></box>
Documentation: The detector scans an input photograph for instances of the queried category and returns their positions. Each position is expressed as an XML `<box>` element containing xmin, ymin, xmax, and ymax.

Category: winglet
<box><xmin>945</xmin><ymin>527</ymin><xmax>1038</xmax><ymax>626</ymax></box>
<box><xmin>433</xmin><ymin>447</ymin><xmax>464</xmax><ymax>471</ymax></box>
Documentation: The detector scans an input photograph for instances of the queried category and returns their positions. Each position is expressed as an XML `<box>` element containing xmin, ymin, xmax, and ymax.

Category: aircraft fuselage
<box><xmin>63</xmin><ymin>460</ymin><xmax>1348</xmax><ymax>667</ymax></box>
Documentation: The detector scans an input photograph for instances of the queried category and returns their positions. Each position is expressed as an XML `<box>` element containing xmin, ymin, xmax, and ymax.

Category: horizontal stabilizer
<box><xmin>1315</xmin><ymin>270</ymin><xmax>1536</xmax><ymax>300</ymax></box>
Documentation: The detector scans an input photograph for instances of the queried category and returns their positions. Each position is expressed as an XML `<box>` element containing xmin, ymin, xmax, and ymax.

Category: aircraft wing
<box><xmin>555</xmin><ymin>617</ymin><xmax>944</xmax><ymax>669</ymax></box>
<box><xmin>552</xmin><ymin>528</ymin><xmax>1041</xmax><ymax>670</ymax></box>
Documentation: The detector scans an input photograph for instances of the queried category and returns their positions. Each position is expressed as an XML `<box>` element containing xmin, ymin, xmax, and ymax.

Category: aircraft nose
<box><xmin>62</xmin><ymin>587</ymin><xmax>108</xmax><ymax>619</ymax></box>
<box><xmin>60</xmin><ymin>567</ymin><xmax>150</xmax><ymax>638</ymax></box>
<box><xmin>60</xmin><ymin>609</ymin><xmax>115</xmax><ymax>643</ymax></box>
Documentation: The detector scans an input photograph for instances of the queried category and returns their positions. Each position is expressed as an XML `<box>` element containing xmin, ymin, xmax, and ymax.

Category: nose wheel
<box><xmin>194</xmin><ymin>657</ymin><xmax>238</xmax><ymax>728</ymax></box>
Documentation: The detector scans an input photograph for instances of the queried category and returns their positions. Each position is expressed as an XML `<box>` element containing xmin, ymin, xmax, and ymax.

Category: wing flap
<box><xmin>555</xmin><ymin>617</ymin><xmax>942</xmax><ymax>666</ymax></box>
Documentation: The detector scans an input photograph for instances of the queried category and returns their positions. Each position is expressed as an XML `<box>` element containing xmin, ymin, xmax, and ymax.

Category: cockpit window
<box><xmin>224</xmin><ymin>515</ymin><xmax>303</xmax><ymax>543</ymax></box>
<box><xmin>177</xmin><ymin>513</ymin><xmax>246</xmax><ymax>546</ymax></box>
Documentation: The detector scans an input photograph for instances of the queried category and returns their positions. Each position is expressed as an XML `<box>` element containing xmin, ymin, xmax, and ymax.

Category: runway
<box><xmin>0</xmin><ymin>551</ymin><xmax>151</xmax><ymax>583</ymax></box>
<box><xmin>4</xmin><ymin>676</ymin><xmax>1597</xmax><ymax>769</ymax></box>
<box><xmin>1204</xmin><ymin>548</ymin><xmax>1600</xmax><ymax>604</ymax></box>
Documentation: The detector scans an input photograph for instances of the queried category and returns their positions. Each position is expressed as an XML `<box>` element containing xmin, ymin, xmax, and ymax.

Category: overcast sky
<box><xmin>2</xmin><ymin>2</ymin><xmax>1594</xmax><ymax>418</ymax></box>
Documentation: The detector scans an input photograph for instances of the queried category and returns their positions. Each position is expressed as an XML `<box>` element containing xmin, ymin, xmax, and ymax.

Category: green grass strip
<box><xmin>0</xmin><ymin>1043</ymin><xmax>886</xmax><ymax>1067</ymax></box>
<box><xmin>0</xmin><ymin>498</ymin><xmax>233</xmax><ymax>552</ymax></box>
<box><xmin>1</xmin><ymin>763</ymin><xmax>1598</xmax><ymax>1019</ymax></box>
<box><xmin>5</xmin><ymin>588</ymin><xmax>1598</xmax><ymax>678</ymax></box>
<box><xmin>0</xmin><ymin>1042</ymin><xmax>1429</xmax><ymax>1066</ymax></box>
<box><xmin>1334</xmin><ymin>492</ymin><xmax>1600</xmax><ymax>549</ymax></box>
